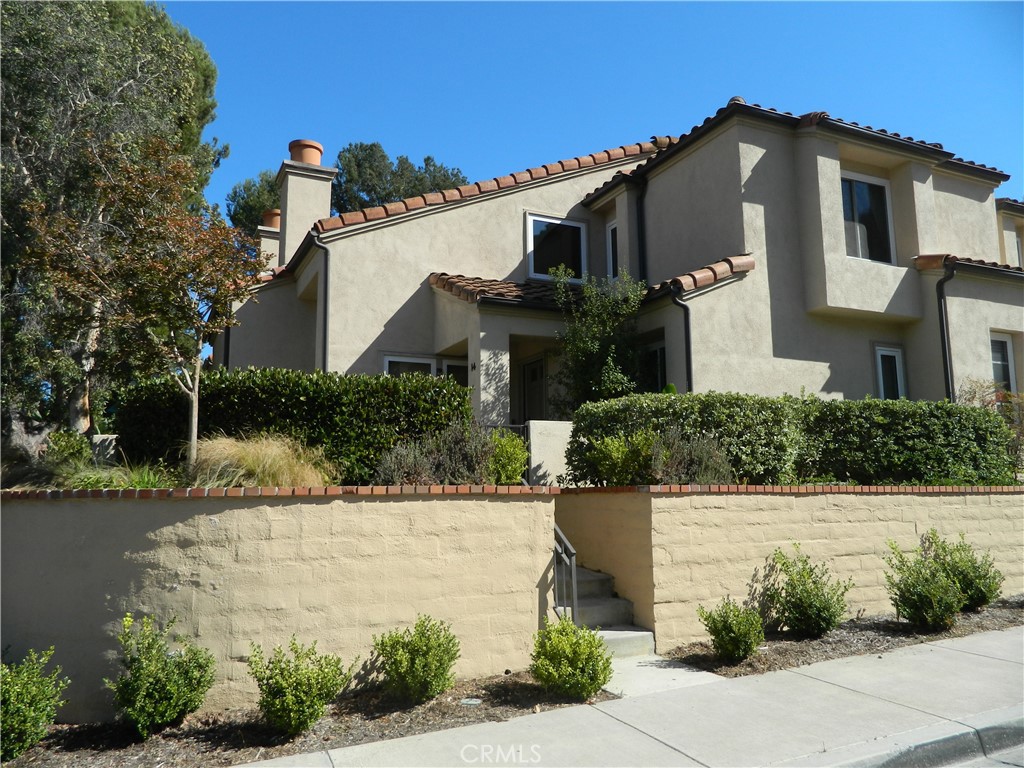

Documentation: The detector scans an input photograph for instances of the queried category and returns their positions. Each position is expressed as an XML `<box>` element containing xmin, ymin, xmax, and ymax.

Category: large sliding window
<box><xmin>842</xmin><ymin>172</ymin><xmax>896</xmax><ymax>264</ymax></box>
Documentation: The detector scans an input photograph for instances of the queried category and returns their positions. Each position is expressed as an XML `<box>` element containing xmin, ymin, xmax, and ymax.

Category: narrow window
<box><xmin>527</xmin><ymin>214</ymin><xmax>586</xmax><ymax>280</ymax></box>
<box><xmin>874</xmin><ymin>345</ymin><xmax>906</xmax><ymax>399</ymax></box>
<box><xmin>991</xmin><ymin>333</ymin><xmax>1017</xmax><ymax>393</ymax></box>
<box><xmin>385</xmin><ymin>356</ymin><xmax>435</xmax><ymax>376</ymax></box>
<box><xmin>606</xmin><ymin>221</ymin><xmax>619</xmax><ymax>279</ymax></box>
<box><xmin>842</xmin><ymin>173</ymin><xmax>895</xmax><ymax>264</ymax></box>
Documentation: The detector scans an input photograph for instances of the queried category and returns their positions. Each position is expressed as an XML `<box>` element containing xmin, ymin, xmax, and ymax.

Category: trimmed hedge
<box><xmin>564</xmin><ymin>393</ymin><xmax>798</xmax><ymax>485</ymax></box>
<box><xmin>114</xmin><ymin>368</ymin><xmax>473</xmax><ymax>484</ymax></box>
<box><xmin>564</xmin><ymin>393</ymin><xmax>1016</xmax><ymax>486</ymax></box>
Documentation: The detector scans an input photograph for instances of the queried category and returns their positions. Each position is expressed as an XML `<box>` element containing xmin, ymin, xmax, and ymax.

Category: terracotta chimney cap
<box><xmin>289</xmin><ymin>139</ymin><xmax>324</xmax><ymax>165</ymax></box>
<box><xmin>261</xmin><ymin>209</ymin><xmax>281</xmax><ymax>229</ymax></box>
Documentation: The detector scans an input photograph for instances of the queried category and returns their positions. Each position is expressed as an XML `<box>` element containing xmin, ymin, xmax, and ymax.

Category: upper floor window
<box><xmin>874</xmin><ymin>344</ymin><xmax>906</xmax><ymax>399</ymax></box>
<box><xmin>842</xmin><ymin>172</ymin><xmax>895</xmax><ymax>264</ymax></box>
<box><xmin>606</xmin><ymin>221</ymin><xmax>619</xmax><ymax>279</ymax></box>
<box><xmin>991</xmin><ymin>333</ymin><xmax>1017</xmax><ymax>393</ymax></box>
<box><xmin>528</xmin><ymin>213</ymin><xmax>586</xmax><ymax>280</ymax></box>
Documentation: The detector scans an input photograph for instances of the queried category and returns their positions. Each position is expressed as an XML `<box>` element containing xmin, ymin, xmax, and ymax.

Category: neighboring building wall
<box><xmin>945</xmin><ymin>273</ymin><xmax>1024</xmax><ymax>393</ymax></box>
<box><xmin>556</xmin><ymin>489</ymin><xmax>1024</xmax><ymax>653</ymax></box>
<box><xmin>222</xmin><ymin>279</ymin><xmax>318</xmax><ymax>372</ymax></box>
<box><xmin>1</xmin><ymin>492</ymin><xmax>556</xmax><ymax>722</ymax></box>
<box><xmin>931</xmin><ymin>172</ymin><xmax>1001</xmax><ymax>262</ymax></box>
<box><xmin>998</xmin><ymin>208</ymin><xmax>1023</xmax><ymax>268</ymax></box>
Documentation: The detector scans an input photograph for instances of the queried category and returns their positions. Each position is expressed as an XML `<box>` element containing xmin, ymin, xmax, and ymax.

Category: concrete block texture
<box><xmin>1</xmin><ymin>495</ymin><xmax>556</xmax><ymax>722</ymax></box>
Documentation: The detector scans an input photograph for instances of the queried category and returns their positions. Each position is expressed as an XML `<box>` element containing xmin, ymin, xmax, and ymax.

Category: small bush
<box><xmin>697</xmin><ymin>597</ymin><xmax>764</xmax><ymax>663</ymax></box>
<box><xmin>651</xmin><ymin>429</ymin><xmax>736</xmax><ymax>485</ymax></box>
<box><xmin>530</xmin><ymin>616</ymin><xmax>612</xmax><ymax>701</ymax></box>
<box><xmin>767</xmin><ymin>544</ymin><xmax>852</xmax><ymax>638</ymax></box>
<box><xmin>1</xmin><ymin>647</ymin><xmax>69</xmax><ymax>761</ymax></box>
<box><xmin>247</xmin><ymin>637</ymin><xmax>354</xmax><ymax>736</ymax></box>
<box><xmin>586</xmin><ymin>431</ymin><xmax>655</xmax><ymax>486</ymax></box>
<box><xmin>883</xmin><ymin>538</ymin><xmax>966</xmax><ymax>632</ymax></box>
<box><xmin>190</xmin><ymin>434</ymin><xmax>334</xmax><ymax>487</ymax></box>
<box><xmin>43</xmin><ymin>430</ymin><xmax>91</xmax><ymax>469</ymax></box>
<box><xmin>373</xmin><ymin>615</ymin><xmax>460</xmax><ymax>704</ymax></box>
<box><xmin>487</xmin><ymin>428</ymin><xmax>529</xmax><ymax>485</ymax></box>
<box><xmin>926</xmin><ymin>530</ymin><xmax>1003</xmax><ymax>612</ymax></box>
<box><xmin>106</xmin><ymin>614</ymin><xmax>215</xmax><ymax>738</ymax></box>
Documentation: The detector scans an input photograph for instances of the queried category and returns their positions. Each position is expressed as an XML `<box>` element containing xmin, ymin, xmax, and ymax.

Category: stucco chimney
<box><xmin>258</xmin><ymin>209</ymin><xmax>281</xmax><ymax>267</ymax></box>
<box><xmin>277</xmin><ymin>140</ymin><xmax>335</xmax><ymax>265</ymax></box>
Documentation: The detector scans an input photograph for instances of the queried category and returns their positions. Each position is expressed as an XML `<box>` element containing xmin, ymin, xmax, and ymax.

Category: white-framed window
<box><xmin>527</xmin><ymin>213</ymin><xmax>587</xmax><ymax>280</ymax></box>
<box><xmin>842</xmin><ymin>171</ymin><xmax>896</xmax><ymax>264</ymax></box>
<box><xmin>442</xmin><ymin>359</ymin><xmax>469</xmax><ymax>387</ymax></box>
<box><xmin>384</xmin><ymin>355</ymin><xmax>436</xmax><ymax>377</ymax></box>
<box><xmin>991</xmin><ymin>333</ymin><xmax>1017</xmax><ymax>393</ymax></box>
<box><xmin>874</xmin><ymin>344</ymin><xmax>906</xmax><ymax>400</ymax></box>
<box><xmin>606</xmin><ymin>221</ymin><xmax>619</xmax><ymax>279</ymax></box>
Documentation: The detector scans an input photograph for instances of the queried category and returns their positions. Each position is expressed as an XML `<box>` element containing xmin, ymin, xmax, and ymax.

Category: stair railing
<box><xmin>553</xmin><ymin>523</ymin><xmax>579</xmax><ymax>626</ymax></box>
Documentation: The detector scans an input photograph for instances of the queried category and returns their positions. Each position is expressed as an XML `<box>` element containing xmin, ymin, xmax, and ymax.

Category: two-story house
<box><xmin>214</xmin><ymin>98</ymin><xmax>1023</xmax><ymax>426</ymax></box>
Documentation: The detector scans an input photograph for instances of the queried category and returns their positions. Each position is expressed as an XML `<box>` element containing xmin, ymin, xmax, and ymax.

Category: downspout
<box><xmin>935</xmin><ymin>260</ymin><xmax>956</xmax><ymax>401</ymax></box>
<box><xmin>625</xmin><ymin>175</ymin><xmax>650</xmax><ymax>284</ymax></box>
<box><xmin>669</xmin><ymin>286</ymin><xmax>694</xmax><ymax>393</ymax></box>
<box><xmin>316</xmin><ymin>238</ymin><xmax>330</xmax><ymax>373</ymax></box>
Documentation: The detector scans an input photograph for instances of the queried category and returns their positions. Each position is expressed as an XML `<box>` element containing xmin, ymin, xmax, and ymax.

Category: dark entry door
<box><xmin>522</xmin><ymin>358</ymin><xmax>546</xmax><ymax>423</ymax></box>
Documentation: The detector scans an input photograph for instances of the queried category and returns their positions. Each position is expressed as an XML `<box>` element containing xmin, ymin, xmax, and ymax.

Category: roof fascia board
<box><xmin>952</xmin><ymin>261</ymin><xmax>1024</xmax><ymax>282</ymax></box>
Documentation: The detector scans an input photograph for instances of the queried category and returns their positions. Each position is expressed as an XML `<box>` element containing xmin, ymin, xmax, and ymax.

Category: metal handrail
<box><xmin>553</xmin><ymin>523</ymin><xmax>579</xmax><ymax>626</ymax></box>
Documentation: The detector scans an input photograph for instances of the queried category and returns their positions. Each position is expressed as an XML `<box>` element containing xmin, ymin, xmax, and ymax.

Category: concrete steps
<box><xmin>557</xmin><ymin>565</ymin><xmax>654</xmax><ymax>658</ymax></box>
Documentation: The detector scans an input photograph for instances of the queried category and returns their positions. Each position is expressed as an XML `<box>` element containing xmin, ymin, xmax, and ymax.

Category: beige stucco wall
<box><xmin>1</xmin><ymin>494</ymin><xmax>556</xmax><ymax>723</ymax></box>
<box><xmin>556</xmin><ymin>490</ymin><xmax>1023</xmax><ymax>653</ymax></box>
<box><xmin>222</xmin><ymin>278</ymin><xmax>318</xmax><ymax>372</ymax></box>
<box><xmin>945</xmin><ymin>271</ymin><xmax>1024</xmax><ymax>392</ymax></box>
<box><xmin>998</xmin><ymin>211</ymin><xmax>1023</xmax><ymax>268</ymax></box>
<box><xmin>931</xmin><ymin>171</ymin><xmax>1001</xmax><ymax>262</ymax></box>
<box><xmin>527</xmin><ymin>420</ymin><xmax>573</xmax><ymax>485</ymax></box>
<box><xmin>555</xmin><ymin>493</ymin><xmax>656</xmax><ymax>631</ymax></box>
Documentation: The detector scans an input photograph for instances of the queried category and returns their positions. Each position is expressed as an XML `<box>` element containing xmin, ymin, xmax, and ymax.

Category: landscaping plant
<box><xmin>697</xmin><ymin>597</ymin><xmax>764</xmax><ymax>663</ymax></box>
<box><xmin>925</xmin><ymin>529</ymin><xmax>1003</xmax><ymax>612</ymax></box>
<box><xmin>373</xmin><ymin>615</ymin><xmax>460</xmax><ymax>704</ymax></box>
<box><xmin>247</xmin><ymin>637</ymin><xmax>354</xmax><ymax>736</ymax></box>
<box><xmin>767</xmin><ymin>544</ymin><xmax>852</xmax><ymax>638</ymax></box>
<box><xmin>883</xmin><ymin>537</ymin><xmax>966</xmax><ymax>632</ymax></box>
<box><xmin>1</xmin><ymin>647</ymin><xmax>69</xmax><ymax>761</ymax></box>
<box><xmin>106</xmin><ymin>614</ymin><xmax>215</xmax><ymax>738</ymax></box>
<box><xmin>190</xmin><ymin>433</ymin><xmax>334</xmax><ymax>487</ymax></box>
<box><xmin>487</xmin><ymin>427</ymin><xmax>530</xmax><ymax>485</ymax></box>
<box><xmin>530</xmin><ymin>616</ymin><xmax>612</xmax><ymax>701</ymax></box>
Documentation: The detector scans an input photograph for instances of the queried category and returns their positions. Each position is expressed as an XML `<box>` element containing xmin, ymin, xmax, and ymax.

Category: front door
<box><xmin>522</xmin><ymin>358</ymin><xmax>546</xmax><ymax>423</ymax></box>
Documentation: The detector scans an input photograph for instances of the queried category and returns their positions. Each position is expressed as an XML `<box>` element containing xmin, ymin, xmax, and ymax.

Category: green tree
<box><xmin>331</xmin><ymin>142</ymin><xmax>467</xmax><ymax>213</ymax></box>
<box><xmin>26</xmin><ymin>139</ymin><xmax>262</xmax><ymax>468</ymax></box>
<box><xmin>226</xmin><ymin>169</ymin><xmax>279</xmax><ymax>237</ymax></box>
<box><xmin>550</xmin><ymin>266</ymin><xmax>648</xmax><ymax>418</ymax></box>
<box><xmin>1</xmin><ymin>1</ymin><xmax>225</xmax><ymax>438</ymax></box>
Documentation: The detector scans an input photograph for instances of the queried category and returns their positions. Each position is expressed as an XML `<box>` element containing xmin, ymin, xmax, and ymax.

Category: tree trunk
<box><xmin>67</xmin><ymin>301</ymin><xmax>102</xmax><ymax>433</ymax></box>
<box><xmin>186</xmin><ymin>355</ymin><xmax>202</xmax><ymax>472</ymax></box>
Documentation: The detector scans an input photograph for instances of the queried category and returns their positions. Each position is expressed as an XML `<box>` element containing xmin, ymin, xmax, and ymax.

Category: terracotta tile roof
<box><xmin>647</xmin><ymin>253</ymin><xmax>755</xmax><ymax>298</ymax></box>
<box><xmin>430</xmin><ymin>254</ymin><xmax>754</xmax><ymax>311</ymax></box>
<box><xmin>314</xmin><ymin>138</ymin><xmax>673</xmax><ymax>235</ymax></box>
<box><xmin>585</xmin><ymin>98</ymin><xmax>1009</xmax><ymax>205</ymax></box>
<box><xmin>914</xmin><ymin>254</ymin><xmax>1024</xmax><ymax>275</ymax></box>
<box><xmin>996</xmin><ymin>198</ymin><xmax>1024</xmax><ymax>215</ymax></box>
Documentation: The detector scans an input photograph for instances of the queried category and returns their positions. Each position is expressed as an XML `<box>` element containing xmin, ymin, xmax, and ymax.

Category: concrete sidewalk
<box><xmin>236</xmin><ymin>626</ymin><xmax>1024</xmax><ymax>768</ymax></box>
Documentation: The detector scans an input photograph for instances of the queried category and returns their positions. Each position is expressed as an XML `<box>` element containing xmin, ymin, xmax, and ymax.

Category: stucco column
<box><xmin>891</xmin><ymin>162</ymin><xmax>937</xmax><ymax>259</ymax></box>
<box><xmin>471</xmin><ymin>318</ymin><xmax>511</xmax><ymax>426</ymax></box>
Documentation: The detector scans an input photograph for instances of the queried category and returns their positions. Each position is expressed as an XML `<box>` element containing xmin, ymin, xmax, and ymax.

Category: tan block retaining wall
<box><xmin>555</xmin><ymin>486</ymin><xmax>1024</xmax><ymax>653</ymax></box>
<box><xmin>0</xmin><ymin>487</ymin><xmax>557</xmax><ymax>722</ymax></box>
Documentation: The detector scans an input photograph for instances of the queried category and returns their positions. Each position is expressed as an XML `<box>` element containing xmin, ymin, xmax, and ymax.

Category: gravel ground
<box><xmin>9</xmin><ymin>596</ymin><xmax>1022</xmax><ymax>768</ymax></box>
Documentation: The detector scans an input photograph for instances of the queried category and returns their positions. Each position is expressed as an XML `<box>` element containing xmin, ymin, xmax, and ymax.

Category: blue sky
<box><xmin>164</xmin><ymin>1</ymin><xmax>1024</xmax><ymax>212</ymax></box>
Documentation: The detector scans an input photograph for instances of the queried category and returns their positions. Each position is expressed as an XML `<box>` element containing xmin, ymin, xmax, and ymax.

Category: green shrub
<box><xmin>565</xmin><ymin>392</ymin><xmax>797</xmax><ymax>486</ymax></box>
<box><xmin>767</xmin><ymin>544</ymin><xmax>852</xmax><ymax>638</ymax></box>
<box><xmin>651</xmin><ymin>429</ymin><xmax>736</xmax><ymax>485</ymax></box>
<box><xmin>58</xmin><ymin>460</ymin><xmax>182</xmax><ymax>489</ymax></box>
<box><xmin>247</xmin><ymin>637</ymin><xmax>354</xmax><ymax>736</ymax></box>
<box><xmin>1</xmin><ymin>647</ymin><xmax>69</xmax><ymax>761</ymax></box>
<box><xmin>114</xmin><ymin>368</ymin><xmax>473</xmax><ymax>484</ymax></box>
<box><xmin>190</xmin><ymin>434</ymin><xmax>334</xmax><ymax>487</ymax></box>
<box><xmin>487</xmin><ymin>428</ymin><xmax>529</xmax><ymax>485</ymax></box>
<box><xmin>373</xmin><ymin>615</ymin><xmax>460</xmax><ymax>704</ymax></box>
<box><xmin>883</xmin><ymin>538</ymin><xmax>966</xmax><ymax>631</ymax></box>
<box><xmin>529</xmin><ymin>616</ymin><xmax>612</xmax><ymax>701</ymax></box>
<box><xmin>43</xmin><ymin>430</ymin><xmax>91</xmax><ymax>469</ymax></box>
<box><xmin>106</xmin><ymin>614</ymin><xmax>215</xmax><ymax>738</ymax></box>
<box><xmin>564</xmin><ymin>392</ymin><xmax>1015</xmax><ymax>487</ymax></box>
<box><xmin>925</xmin><ymin>530</ymin><xmax>1003</xmax><ymax>612</ymax></box>
<box><xmin>697</xmin><ymin>597</ymin><xmax>764</xmax><ymax>663</ymax></box>
<box><xmin>797</xmin><ymin>397</ymin><xmax>1015</xmax><ymax>485</ymax></box>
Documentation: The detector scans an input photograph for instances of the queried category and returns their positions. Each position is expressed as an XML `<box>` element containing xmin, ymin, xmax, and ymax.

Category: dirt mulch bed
<box><xmin>667</xmin><ymin>593</ymin><xmax>1024</xmax><ymax>677</ymax></box>
<box><xmin>9</xmin><ymin>672</ymin><xmax>614</xmax><ymax>768</ymax></box>
<box><xmin>11</xmin><ymin>597</ymin><xmax>1022</xmax><ymax>768</ymax></box>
